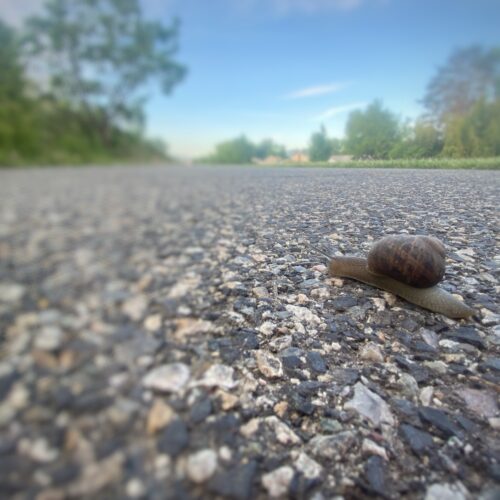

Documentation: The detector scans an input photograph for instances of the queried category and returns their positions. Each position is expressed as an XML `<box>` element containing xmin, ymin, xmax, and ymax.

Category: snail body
<box><xmin>328</xmin><ymin>235</ymin><xmax>474</xmax><ymax>319</ymax></box>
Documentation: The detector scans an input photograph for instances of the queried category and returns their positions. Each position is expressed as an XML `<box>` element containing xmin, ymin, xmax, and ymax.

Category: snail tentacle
<box><xmin>329</xmin><ymin>256</ymin><xmax>474</xmax><ymax>319</ymax></box>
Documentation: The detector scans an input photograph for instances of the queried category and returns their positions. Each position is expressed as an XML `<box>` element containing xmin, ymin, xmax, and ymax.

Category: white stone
<box><xmin>258</xmin><ymin>321</ymin><xmax>276</xmax><ymax>336</ymax></box>
<box><xmin>122</xmin><ymin>295</ymin><xmax>147</xmax><ymax>321</ymax></box>
<box><xmin>186</xmin><ymin>449</ymin><xmax>218</xmax><ymax>484</ymax></box>
<box><xmin>361</xmin><ymin>439</ymin><xmax>389</xmax><ymax>460</ymax></box>
<box><xmin>265</xmin><ymin>416</ymin><xmax>301</xmax><ymax>445</ymax></box>
<box><xmin>196</xmin><ymin>364</ymin><xmax>238</xmax><ymax>390</ymax></box>
<box><xmin>294</xmin><ymin>452</ymin><xmax>322</xmax><ymax>478</ymax></box>
<box><xmin>359</xmin><ymin>342</ymin><xmax>384</xmax><ymax>363</ymax></box>
<box><xmin>144</xmin><ymin>314</ymin><xmax>162</xmax><ymax>331</ymax></box>
<box><xmin>143</xmin><ymin>363</ymin><xmax>190</xmax><ymax>393</ymax></box>
<box><xmin>0</xmin><ymin>282</ymin><xmax>26</xmax><ymax>303</ymax></box>
<box><xmin>285</xmin><ymin>305</ymin><xmax>321</xmax><ymax>325</ymax></box>
<box><xmin>344</xmin><ymin>382</ymin><xmax>395</xmax><ymax>426</ymax></box>
<box><xmin>261</xmin><ymin>465</ymin><xmax>294</xmax><ymax>498</ymax></box>
<box><xmin>419</xmin><ymin>386</ymin><xmax>434</xmax><ymax>406</ymax></box>
<box><xmin>255</xmin><ymin>351</ymin><xmax>283</xmax><ymax>378</ymax></box>
<box><xmin>425</xmin><ymin>482</ymin><xmax>468</xmax><ymax>500</ymax></box>
<box><xmin>34</xmin><ymin>326</ymin><xmax>63</xmax><ymax>351</ymax></box>
<box><xmin>126</xmin><ymin>478</ymin><xmax>145</xmax><ymax>498</ymax></box>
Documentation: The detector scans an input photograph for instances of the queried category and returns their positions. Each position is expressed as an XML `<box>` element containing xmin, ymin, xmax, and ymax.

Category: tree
<box><xmin>422</xmin><ymin>45</ymin><xmax>500</xmax><ymax>126</ymax></box>
<box><xmin>23</xmin><ymin>0</ymin><xmax>186</xmax><ymax>145</ymax></box>
<box><xmin>344</xmin><ymin>101</ymin><xmax>401</xmax><ymax>159</ymax></box>
<box><xmin>309</xmin><ymin>125</ymin><xmax>332</xmax><ymax>161</ymax></box>
<box><xmin>0</xmin><ymin>20</ymin><xmax>41</xmax><ymax>161</ymax></box>
<box><xmin>209</xmin><ymin>136</ymin><xmax>256</xmax><ymax>164</ymax></box>
<box><xmin>254</xmin><ymin>139</ymin><xmax>286</xmax><ymax>159</ymax></box>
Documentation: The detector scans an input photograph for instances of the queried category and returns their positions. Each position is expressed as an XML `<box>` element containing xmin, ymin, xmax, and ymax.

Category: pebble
<box><xmin>457</xmin><ymin>387</ymin><xmax>498</xmax><ymax>418</ymax></box>
<box><xmin>197</xmin><ymin>364</ymin><xmax>238</xmax><ymax>390</ymax></box>
<box><xmin>261</xmin><ymin>465</ymin><xmax>294</xmax><ymax>498</ymax></box>
<box><xmin>294</xmin><ymin>452</ymin><xmax>322</xmax><ymax>478</ymax></box>
<box><xmin>144</xmin><ymin>314</ymin><xmax>162</xmax><ymax>331</ymax></box>
<box><xmin>143</xmin><ymin>363</ymin><xmax>191</xmax><ymax>393</ymax></box>
<box><xmin>122</xmin><ymin>295</ymin><xmax>147</xmax><ymax>320</ymax></box>
<box><xmin>425</xmin><ymin>482</ymin><xmax>469</xmax><ymax>500</ymax></box>
<box><xmin>308</xmin><ymin>431</ymin><xmax>356</xmax><ymax>459</ymax></box>
<box><xmin>255</xmin><ymin>350</ymin><xmax>283</xmax><ymax>378</ymax></box>
<box><xmin>361</xmin><ymin>438</ymin><xmax>389</xmax><ymax>460</ymax></box>
<box><xmin>157</xmin><ymin>420</ymin><xmax>189</xmax><ymax>457</ymax></box>
<box><xmin>146</xmin><ymin>399</ymin><xmax>175</xmax><ymax>434</ymax></box>
<box><xmin>400</xmin><ymin>424</ymin><xmax>435</xmax><ymax>456</ymax></box>
<box><xmin>344</xmin><ymin>383</ymin><xmax>395</xmax><ymax>426</ymax></box>
<box><xmin>186</xmin><ymin>449</ymin><xmax>218</xmax><ymax>483</ymax></box>
<box><xmin>34</xmin><ymin>326</ymin><xmax>64</xmax><ymax>351</ymax></box>
<box><xmin>0</xmin><ymin>282</ymin><xmax>26</xmax><ymax>303</ymax></box>
<box><xmin>359</xmin><ymin>342</ymin><xmax>384</xmax><ymax>363</ymax></box>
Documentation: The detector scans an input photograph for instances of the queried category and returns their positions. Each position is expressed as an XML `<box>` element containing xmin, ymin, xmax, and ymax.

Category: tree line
<box><xmin>0</xmin><ymin>0</ymin><xmax>186</xmax><ymax>166</ymax></box>
<box><xmin>205</xmin><ymin>46</ymin><xmax>500</xmax><ymax>163</ymax></box>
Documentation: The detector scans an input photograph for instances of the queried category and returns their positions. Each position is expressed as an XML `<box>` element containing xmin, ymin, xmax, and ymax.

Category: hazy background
<box><xmin>0</xmin><ymin>0</ymin><xmax>499</xmax><ymax>164</ymax></box>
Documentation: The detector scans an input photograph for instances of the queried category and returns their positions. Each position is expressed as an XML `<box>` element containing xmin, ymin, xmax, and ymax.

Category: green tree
<box><xmin>254</xmin><ymin>139</ymin><xmax>286</xmax><ymax>159</ymax></box>
<box><xmin>309</xmin><ymin>125</ymin><xmax>332</xmax><ymax>161</ymax></box>
<box><xmin>0</xmin><ymin>20</ymin><xmax>41</xmax><ymax>163</ymax></box>
<box><xmin>422</xmin><ymin>45</ymin><xmax>500</xmax><ymax>126</ymax></box>
<box><xmin>345</xmin><ymin>101</ymin><xmax>401</xmax><ymax>159</ymax></box>
<box><xmin>209</xmin><ymin>135</ymin><xmax>256</xmax><ymax>164</ymax></box>
<box><xmin>24</xmin><ymin>0</ymin><xmax>186</xmax><ymax>145</ymax></box>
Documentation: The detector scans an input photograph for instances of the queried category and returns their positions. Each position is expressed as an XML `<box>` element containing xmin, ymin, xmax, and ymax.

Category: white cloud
<box><xmin>314</xmin><ymin>101</ymin><xmax>366</xmax><ymax>120</ymax></box>
<box><xmin>284</xmin><ymin>82</ymin><xmax>349</xmax><ymax>99</ymax></box>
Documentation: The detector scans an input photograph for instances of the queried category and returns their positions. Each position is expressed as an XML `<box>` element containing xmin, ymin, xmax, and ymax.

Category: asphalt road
<box><xmin>0</xmin><ymin>166</ymin><xmax>499</xmax><ymax>499</ymax></box>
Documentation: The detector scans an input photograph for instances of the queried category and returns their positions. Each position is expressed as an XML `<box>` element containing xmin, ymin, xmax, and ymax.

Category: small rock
<box><xmin>306</xmin><ymin>351</ymin><xmax>327</xmax><ymax>373</ymax></box>
<box><xmin>255</xmin><ymin>351</ymin><xmax>283</xmax><ymax>378</ymax></box>
<box><xmin>144</xmin><ymin>314</ymin><xmax>162</xmax><ymax>331</ymax></box>
<box><xmin>261</xmin><ymin>465</ymin><xmax>294</xmax><ymax>498</ymax></box>
<box><xmin>364</xmin><ymin>455</ymin><xmax>387</xmax><ymax>497</ymax></box>
<box><xmin>146</xmin><ymin>399</ymin><xmax>175</xmax><ymax>434</ymax></box>
<box><xmin>157</xmin><ymin>419</ymin><xmax>189</xmax><ymax>457</ymax></box>
<box><xmin>359</xmin><ymin>342</ymin><xmax>384</xmax><ymax>363</ymax></box>
<box><xmin>285</xmin><ymin>305</ymin><xmax>321</xmax><ymax>325</ymax></box>
<box><xmin>418</xmin><ymin>406</ymin><xmax>463</xmax><ymax>438</ymax></box>
<box><xmin>308</xmin><ymin>431</ymin><xmax>356</xmax><ymax>459</ymax></box>
<box><xmin>294</xmin><ymin>452</ymin><xmax>322</xmax><ymax>479</ymax></box>
<box><xmin>122</xmin><ymin>295</ymin><xmax>147</xmax><ymax>321</ymax></box>
<box><xmin>34</xmin><ymin>326</ymin><xmax>64</xmax><ymax>351</ymax></box>
<box><xmin>457</xmin><ymin>387</ymin><xmax>498</xmax><ymax>418</ymax></box>
<box><xmin>186</xmin><ymin>449</ymin><xmax>218</xmax><ymax>484</ymax></box>
<box><xmin>445</xmin><ymin>327</ymin><xmax>486</xmax><ymax>350</ymax></box>
<box><xmin>419</xmin><ymin>386</ymin><xmax>434</xmax><ymax>406</ymax></box>
<box><xmin>0</xmin><ymin>282</ymin><xmax>26</xmax><ymax>303</ymax></box>
<box><xmin>209</xmin><ymin>460</ymin><xmax>257</xmax><ymax>500</ymax></box>
<box><xmin>174</xmin><ymin>318</ymin><xmax>213</xmax><ymax>340</ymax></box>
<box><xmin>400</xmin><ymin>424</ymin><xmax>435</xmax><ymax>456</ymax></box>
<box><xmin>197</xmin><ymin>364</ymin><xmax>238</xmax><ymax>390</ymax></box>
<box><xmin>344</xmin><ymin>383</ymin><xmax>394</xmax><ymax>426</ymax></box>
<box><xmin>253</xmin><ymin>286</ymin><xmax>270</xmax><ymax>299</ymax></box>
<box><xmin>265</xmin><ymin>416</ymin><xmax>301</xmax><ymax>445</ymax></box>
<box><xmin>258</xmin><ymin>321</ymin><xmax>276</xmax><ymax>336</ymax></box>
<box><xmin>398</xmin><ymin>373</ymin><xmax>419</xmax><ymax>400</ymax></box>
<box><xmin>126</xmin><ymin>478</ymin><xmax>146</xmax><ymax>498</ymax></box>
<box><xmin>143</xmin><ymin>363</ymin><xmax>190</xmax><ymax>393</ymax></box>
<box><xmin>19</xmin><ymin>437</ymin><xmax>58</xmax><ymax>463</ymax></box>
<box><xmin>218</xmin><ymin>391</ymin><xmax>239</xmax><ymax>411</ymax></box>
<box><xmin>425</xmin><ymin>482</ymin><xmax>469</xmax><ymax>500</ymax></box>
<box><xmin>362</xmin><ymin>439</ymin><xmax>388</xmax><ymax>460</ymax></box>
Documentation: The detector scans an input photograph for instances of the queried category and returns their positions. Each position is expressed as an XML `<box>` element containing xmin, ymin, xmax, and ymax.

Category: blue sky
<box><xmin>2</xmin><ymin>0</ymin><xmax>500</xmax><ymax>158</ymax></box>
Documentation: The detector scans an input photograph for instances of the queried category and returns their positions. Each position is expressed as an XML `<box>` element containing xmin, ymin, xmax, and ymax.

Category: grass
<box><xmin>279</xmin><ymin>157</ymin><xmax>500</xmax><ymax>170</ymax></box>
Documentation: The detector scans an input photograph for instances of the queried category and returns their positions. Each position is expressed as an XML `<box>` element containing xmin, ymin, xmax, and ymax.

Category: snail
<box><xmin>325</xmin><ymin>235</ymin><xmax>474</xmax><ymax>319</ymax></box>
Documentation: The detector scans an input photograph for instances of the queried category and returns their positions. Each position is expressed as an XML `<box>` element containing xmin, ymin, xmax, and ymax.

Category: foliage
<box><xmin>422</xmin><ymin>46</ymin><xmax>500</xmax><ymax>126</ymax></box>
<box><xmin>345</xmin><ymin>101</ymin><xmax>402</xmax><ymax>159</ymax></box>
<box><xmin>23</xmin><ymin>0</ymin><xmax>186</xmax><ymax>144</ymax></box>
<box><xmin>0</xmin><ymin>0</ymin><xmax>185</xmax><ymax>166</ymax></box>
<box><xmin>308</xmin><ymin>125</ymin><xmax>333</xmax><ymax>161</ymax></box>
<box><xmin>203</xmin><ymin>136</ymin><xmax>287</xmax><ymax>164</ymax></box>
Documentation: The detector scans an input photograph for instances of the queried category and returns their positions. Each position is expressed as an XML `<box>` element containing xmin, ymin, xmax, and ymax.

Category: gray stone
<box><xmin>344</xmin><ymin>383</ymin><xmax>395</xmax><ymax>426</ymax></box>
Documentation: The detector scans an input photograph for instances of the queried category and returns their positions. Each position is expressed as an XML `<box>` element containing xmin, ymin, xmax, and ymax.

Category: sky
<box><xmin>2</xmin><ymin>0</ymin><xmax>500</xmax><ymax>158</ymax></box>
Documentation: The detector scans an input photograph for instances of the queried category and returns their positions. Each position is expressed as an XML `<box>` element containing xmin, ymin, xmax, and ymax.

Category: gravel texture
<box><xmin>0</xmin><ymin>166</ymin><xmax>499</xmax><ymax>499</ymax></box>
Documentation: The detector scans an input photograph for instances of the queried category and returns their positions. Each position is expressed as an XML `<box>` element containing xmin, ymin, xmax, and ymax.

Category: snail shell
<box><xmin>367</xmin><ymin>235</ymin><xmax>445</xmax><ymax>288</ymax></box>
<box><xmin>327</xmin><ymin>235</ymin><xmax>474</xmax><ymax>319</ymax></box>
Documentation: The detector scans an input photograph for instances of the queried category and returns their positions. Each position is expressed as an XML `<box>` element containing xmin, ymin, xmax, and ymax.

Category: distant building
<box><xmin>328</xmin><ymin>154</ymin><xmax>353</xmax><ymax>163</ymax></box>
<box><xmin>252</xmin><ymin>155</ymin><xmax>283</xmax><ymax>165</ymax></box>
<box><xmin>289</xmin><ymin>151</ymin><xmax>309</xmax><ymax>163</ymax></box>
